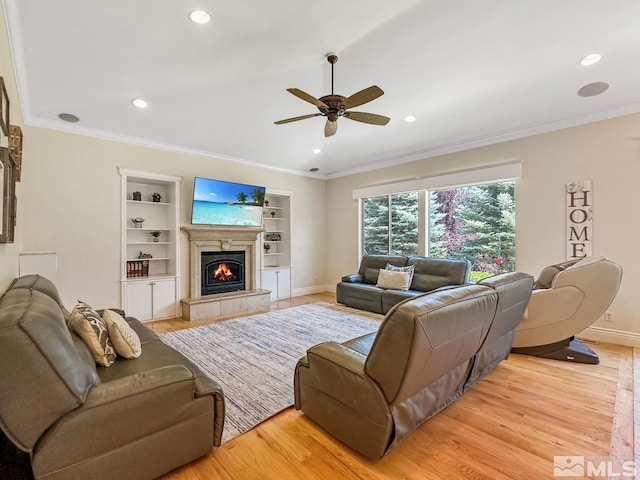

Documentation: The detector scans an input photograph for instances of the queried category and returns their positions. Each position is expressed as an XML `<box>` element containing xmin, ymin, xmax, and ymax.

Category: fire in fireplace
<box><xmin>201</xmin><ymin>251</ymin><xmax>245</xmax><ymax>296</ymax></box>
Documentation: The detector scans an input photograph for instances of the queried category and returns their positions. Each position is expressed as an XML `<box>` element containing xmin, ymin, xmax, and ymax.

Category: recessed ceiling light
<box><xmin>309</xmin><ymin>167</ymin><xmax>319</xmax><ymax>172</ymax></box>
<box><xmin>312</xmin><ymin>148</ymin><xmax>321</xmax><ymax>154</ymax></box>
<box><xmin>189</xmin><ymin>10</ymin><xmax>211</xmax><ymax>24</ymax></box>
<box><xmin>404</xmin><ymin>115</ymin><xmax>416</xmax><ymax>123</ymax></box>
<box><xmin>58</xmin><ymin>113</ymin><xmax>79</xmax><ymax>123</ymax></box>
<box><xmin>131</xmin><ymin>98</ymin><xmax>148</xmax><ymax>108</ymax></box>
<box><xmin>580</xmin><ymin>53</ymin><xmax>602</xmax><ymax>66</ymax></box>
<box><xmin>578</xmin><ymin>82</ymin><xmax>609</xmax><ymax>97</ymax></box>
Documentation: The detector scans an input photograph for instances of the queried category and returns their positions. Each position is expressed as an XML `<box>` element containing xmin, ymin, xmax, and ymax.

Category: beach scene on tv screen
<box><xmin>192</xmin><ymin>178</ymin><xmax>265</xmax><ymax>226</ymax></box>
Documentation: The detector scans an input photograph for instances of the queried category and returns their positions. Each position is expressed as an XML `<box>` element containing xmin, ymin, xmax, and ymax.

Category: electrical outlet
<box><xmin>605</xmin><ymin>311</ymin><xmax>614</xmax><ymax>323</ymax></box>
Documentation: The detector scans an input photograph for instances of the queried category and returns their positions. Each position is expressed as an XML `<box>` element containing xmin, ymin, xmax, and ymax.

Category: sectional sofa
<box><xmin>296</xmin><ymin>271</ymin><xmax>534</xmax><ymax>458</ymax></box>
<box><xmin>0</xmin><ymin>275</ymin><xmax>225</xmax><ymax>480</ymax></box>
<box><xmin>336</xmin><ymin>254</ymin><xmax>472</xmax><ymax>313</ymax></box>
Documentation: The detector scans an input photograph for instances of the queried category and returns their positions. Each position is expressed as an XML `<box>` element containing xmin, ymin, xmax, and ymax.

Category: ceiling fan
<box><xmin>274</xmin><ymin>53</ymin><xmax>390</xmax><ymax>137</ymax></box>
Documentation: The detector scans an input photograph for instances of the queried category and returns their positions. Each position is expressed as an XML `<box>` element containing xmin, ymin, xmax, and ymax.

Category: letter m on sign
<box><xmin>566</xmin><ymin>181</ymin><xmax>593</xmax><ymax>260</ymax></box>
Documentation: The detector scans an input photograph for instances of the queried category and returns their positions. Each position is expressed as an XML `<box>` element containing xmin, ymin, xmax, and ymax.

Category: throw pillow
<box><xmin>102</xmin><ymin>309</ymin><xmax>142</xmax><ymax>359</ymax></box>
<box><xmin>68</xmin><ymin>301</ymin><xmax>117</xmax><ymax>367</ymax></box>
<box><xmin>386</xmin><ymin>263</ymin><xmax>415</xmax><ymax>285</ymax></box>
<box><xmin>376</xmin><ymin>269</ymin><xmax>412</xmax><ymax>290</ymax></box>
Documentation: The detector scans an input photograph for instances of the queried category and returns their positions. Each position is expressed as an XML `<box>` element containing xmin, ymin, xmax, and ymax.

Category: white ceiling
<box><xmin>3</xmin><ymin>0</ymin><xmax>640</xmax><ymax>178</ymax></box>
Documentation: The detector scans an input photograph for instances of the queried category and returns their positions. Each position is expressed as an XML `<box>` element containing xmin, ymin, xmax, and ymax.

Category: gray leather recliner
<box><xmin>295</xmin><ymin>271</ymin><xmax>533</xmax><ymax>458</ymax></box>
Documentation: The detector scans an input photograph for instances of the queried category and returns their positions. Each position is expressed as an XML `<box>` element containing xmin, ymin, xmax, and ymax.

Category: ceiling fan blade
<box><xmin>324</xmin><ymin>119</ymin><xmax>337</xmax><ymax>137</ymax></box>
<box><xmin>343</xmin><ymin>111</ymin><xmax>390</xmax><ymax>126</ymax></box>
<box><xmin>343</xmin><ymin>85</ymin><xmax>384</xmax><ymax>110</ymax></box>
<box><xmin>287</xmin><ymin>88</ymin><xmax>329</xmax><ymax>110</ymax></box>
<box><xmin>274</xmin><ymin>113</ymin><xmax>323</xmax><ymax>125</ymax></box>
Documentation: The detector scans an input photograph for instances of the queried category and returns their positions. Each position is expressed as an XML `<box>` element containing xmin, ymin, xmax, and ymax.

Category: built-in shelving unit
<box><xmin>261</xmin><ymin>190</ymin><xmax>292</xmax><ymax>300</ymax></box>
<box><xmin>120</xmin><ymin>169</ymin><xmax>182</xmax><ymax>321</ymax></box>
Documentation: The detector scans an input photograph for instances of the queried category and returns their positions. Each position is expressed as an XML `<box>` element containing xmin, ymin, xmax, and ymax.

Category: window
<box><xmin>362</xmin><ymin>192</ymin><xmax>418</xmax><ymax>256</ymax></box>
<box><xmin>360</xmin><ymin>179</ymin><xmax>516</xmax><ymax>280</ymax></box>
<box><xmin>428</xmin><ymin>182</ymin><xmax>515</xmax><ymax>280</ymax></box>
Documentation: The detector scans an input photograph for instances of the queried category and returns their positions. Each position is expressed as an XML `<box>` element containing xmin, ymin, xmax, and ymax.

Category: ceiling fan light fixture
<box><xmin>189</xmin><ymin>10</ymin><xmax>211</xmax><ymax>24</ymax></box>
<box><xmin>274</xmin><ymin>54</ymin><xmax>389</xmax><ymax>137</ymax></box>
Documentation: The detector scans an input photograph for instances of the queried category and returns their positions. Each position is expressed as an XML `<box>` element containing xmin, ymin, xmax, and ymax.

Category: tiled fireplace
<box><xmin>180</xmin><ymin>225</ymin><xmax>270</xmax><ymax>321</ymax></box>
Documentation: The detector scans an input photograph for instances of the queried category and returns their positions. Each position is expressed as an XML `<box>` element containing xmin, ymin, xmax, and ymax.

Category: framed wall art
<box><xmin>8</xmin><ymin>124</ymin><xmax>22</xmax><ymax>181</ymax></box>
<box><xmin>0</xmin><ymin>77</ymin><xmax>9</xmax><ymax>138</ymax></box>
<box><xmin>0</xmin><ymin>147</ymin><xmax>16</xmax><ymax>243</ymax></box>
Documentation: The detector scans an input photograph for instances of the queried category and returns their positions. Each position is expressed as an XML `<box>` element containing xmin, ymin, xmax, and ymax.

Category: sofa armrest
<box><xmin>84</xmin><ymin>364</ymin><xmax>196</xmax><ymax>407</ymax></box>
<box><xmin>32</xmin><ymin>365</ymin><xmax>216</xmax><ymax>475</ymax></box>
<box><xmin>295</xmin><ymin>342</ymin><xmax>393</xmax><ymax>459</ymax></box>
<box><xmin>296</xmin><ymin>342</ymin><xmax>389</xmax><ymax>420</ymax></box>
<box><xmin>341</xmin><ymin>274</ymin><xmax>363</xmax><ymax>283</ymax></box>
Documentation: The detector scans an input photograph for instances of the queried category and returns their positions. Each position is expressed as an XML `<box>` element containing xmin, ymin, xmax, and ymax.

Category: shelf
<box><xmin>127</xmin><ymin>227</ymin><xmax>172</xmax><ymax>231</ymax></box>
<box><xmin>127</xmin><ymin>242</ymin><xmax>172</xmax><ymax>245</ymax></box>
<box><xmin>127</xmin><ymin>257</ymin><xmax>171</xmax><ymax>261</ymax></box>
<box><xmin>125</xmin><ymin>273</ymin><xmax>176</xmax><ymax>281</ymax></box>
<box><xmin>127</xmin><ymin>200</ymin><xmax>172</xmax><ymax>206</ymax></box>
<box><xmin>264</xmin><ymin>240</ymin><xmax>285</xmax><ymax>243</ymax></box>
<box><xmin>121</xmin><ymin>169</ymin><xmax>182</xmax><ymax>321</ymax></box>
<box><xmin>264</xmin><ymin>252</ymin><xmax>284</xmax><ymax>256</ymax></box>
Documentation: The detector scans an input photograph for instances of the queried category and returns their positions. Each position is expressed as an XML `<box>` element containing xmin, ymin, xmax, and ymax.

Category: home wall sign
<box><xmin>566</xmin><ymin>180</ymin><xmax>592</xmax><ymax>260</ymax></box>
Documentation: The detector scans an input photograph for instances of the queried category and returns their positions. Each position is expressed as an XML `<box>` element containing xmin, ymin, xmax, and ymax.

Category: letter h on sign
<box><xmin>566</xmin><ymin>181</ymin><xmax>593</xmax><ymax>260</ymax></box>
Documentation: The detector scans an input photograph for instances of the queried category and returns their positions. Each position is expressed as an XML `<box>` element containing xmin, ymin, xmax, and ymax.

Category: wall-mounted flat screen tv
<box><xmin>191</xmin><ymin>177</ymin><xmax>266</xmax><ymax>227</ymax></box>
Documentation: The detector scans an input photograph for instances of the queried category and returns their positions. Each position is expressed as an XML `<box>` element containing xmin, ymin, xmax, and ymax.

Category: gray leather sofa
<box><xmin>295</xmin><ymin>271</ymin><xmax>533</xmax><ymax>458</ymax></box>
<box><xmin>0</xmin><ymin>275</ymin><xmax>225</xmax><ymax>480</ymax></box>
<box><xmin>336</xmin><ymin>254</ymin><xmax>472</xmax><ymax>313</ymax></box>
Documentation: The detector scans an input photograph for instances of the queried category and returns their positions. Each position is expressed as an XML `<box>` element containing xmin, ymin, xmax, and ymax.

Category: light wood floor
<box><xmin>148</xmin><ymin>293</ymin><xmax>634</xmax><ymax>480</ymax></box>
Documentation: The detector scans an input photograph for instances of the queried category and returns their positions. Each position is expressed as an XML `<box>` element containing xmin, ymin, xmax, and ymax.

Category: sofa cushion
<box><xmin>68</xmin><ymin>302</ymin><xmax>117</xmax><ymax>367</ymax></box>
<box><xmin>359</xmin><ymin>255</ymin><xmax>408</xmax><ymax>284</ymax></box>
<box><xmin>8</xmin><ymin>274</ymin><xmax>71</xmax><ymax>319</ymax></box>
<box><xmin>376</xmin><ymin>269</ymin><xmax>412</xmax><ymax>290</ymax></box>
<box><xmin>102</xmin><ymin>309</ymin><xmax>142</xmax><ymax>359</ymax></box>
<box><xmin>386</xmin><ymin>262</ymin><xmax>415</xmax><ymax>283</ymax></box>
<box><xmin>408</xmin><ymin>256</ymin><xmax>470</xmax><ymax>291</ymax></box>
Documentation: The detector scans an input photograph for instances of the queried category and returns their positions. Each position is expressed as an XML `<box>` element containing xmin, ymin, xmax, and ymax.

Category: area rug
<box><xmin>160</xmin><ymin>302</ymin><xmax>381</xmax><ymax>443</ymax></box>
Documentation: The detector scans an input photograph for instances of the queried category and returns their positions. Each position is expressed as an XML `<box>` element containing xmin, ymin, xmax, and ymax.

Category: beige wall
<box><xmin>16</xmin><ymin>127</ymin><xmax>326</xmax><ymax>308</ymax></box>
<box><xmin>326</xmin><ymin>113</ymin><xmax>640</xmax><ymax>336</ymax></box>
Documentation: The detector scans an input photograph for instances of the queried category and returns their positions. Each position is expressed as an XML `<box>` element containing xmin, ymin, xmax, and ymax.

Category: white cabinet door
<box><xmin>261</xmin><ymin>270</ymin><xmax>278</xmax><ymax>301</ymax></box>
<box><xmin>276</xmin><ymin>268</ymin><xmax>291</xmax><ymax>299</ymax></box>
<box><xmin>125</xmin><ymin>281</ymin><xmax>153</xmax><ymax>320</ymax></box>
<box><xmin>125</xmin><ymin>278</ymin><xmax>176</xmax><ymax>321</ymax></box>
<box><xmin>151</xmin><ymin>278</ymin><xmax>177</xmax><ymax>319</ymax></box>
<box><xmin>261</xmin><ymin>268</ymin><xmax>291</xmax><ymax>301</ymax></box>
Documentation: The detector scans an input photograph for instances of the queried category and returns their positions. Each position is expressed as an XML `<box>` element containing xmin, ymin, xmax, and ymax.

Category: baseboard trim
<box><xmin>292</xmin><ymin>285</ymin><xmax>329</xmax><ymax>297</ymax></box>
<box><xmin>580</xmin><ymin>326</ymin><xmax>640</xmax><ymax>348</ymax></box>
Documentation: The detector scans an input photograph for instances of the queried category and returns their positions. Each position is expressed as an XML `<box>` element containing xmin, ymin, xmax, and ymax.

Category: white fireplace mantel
<box><xmin>181</xmin><ymin>225</ymin><xmax>265</xmax><ymax>299</ymax></box>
